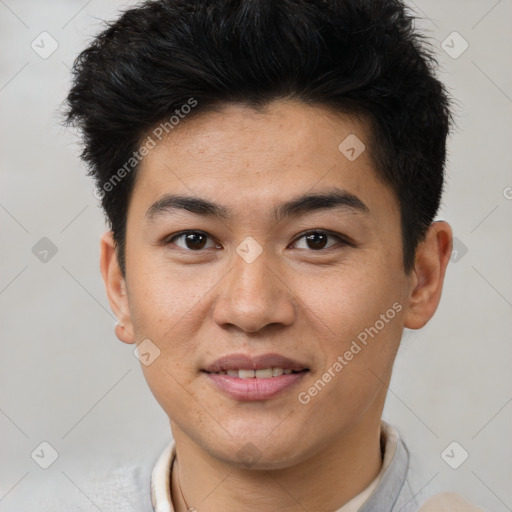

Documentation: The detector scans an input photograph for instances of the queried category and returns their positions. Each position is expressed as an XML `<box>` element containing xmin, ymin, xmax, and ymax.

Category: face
<box><xmin>111</xmin><ymin>100</ymin><xmax>416</xmax><ymax>468</ymax></box>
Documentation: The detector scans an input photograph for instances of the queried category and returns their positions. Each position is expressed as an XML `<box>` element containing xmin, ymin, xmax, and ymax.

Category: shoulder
<box><xmin>15</xmin><ymin>460</ymin><xmax>154</xmax><ymax>512</ymax></box>
<box><xmin>418</xmin><ymin>491</ymin><xmax>487</xmax><ymax>512</ymax></box>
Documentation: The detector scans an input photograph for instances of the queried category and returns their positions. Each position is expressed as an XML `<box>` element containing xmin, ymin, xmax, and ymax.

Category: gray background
<box><xmin>1</xmin><ymin>0</ymin><xmax>511</xmax><ymax>510</ymax></box>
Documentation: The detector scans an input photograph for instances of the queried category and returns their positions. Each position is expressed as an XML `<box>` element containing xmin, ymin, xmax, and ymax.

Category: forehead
<box><xmin>141</xmin><ymin>100</ymin><xmax>371</xmax><ymax>172</ymax></box>
<box><xmin>131</xmin><ymin>100</ymin><xmax>398</xmax><ymax>224</ymax></box>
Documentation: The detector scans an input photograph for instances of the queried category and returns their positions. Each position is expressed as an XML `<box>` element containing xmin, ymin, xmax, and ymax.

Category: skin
<box><xmin>100</xmin><ymin>100</ymin><xmax>452</xmax><ymax>512</ymax></box>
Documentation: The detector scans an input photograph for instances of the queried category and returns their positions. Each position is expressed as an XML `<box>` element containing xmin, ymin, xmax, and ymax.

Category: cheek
<box><xmin>292</xmin><ymin>272</ymin><xmax>403</xmax><ymax>436</ymax></box>
<box><xmin>127</xmin><ymin>258</ymin><xmax>208</xmax><ymax>336</ymax></box>
<box><xmin>299</xmin><ymin>264</ymin><xmax>401</xmax><ymax>335</ymax></box>
<box><xmin>125</xmin><ymin>263</ymin><xmax>206</xmax><ymax>400</ymax></box>
<box><xmin>127</xmin><ymin>266</ymin><xmax>204</xmax><ymax>415</ymax></box>
<box><xmin>293</xmin><ymin>264</ymin><xmax>405</xmax><ymax>385</ymax></box>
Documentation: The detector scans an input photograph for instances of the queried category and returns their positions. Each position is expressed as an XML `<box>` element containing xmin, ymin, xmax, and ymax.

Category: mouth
<box><xmin>202</xmin><ymin>353</ymin><xmax>310</xmax><ymax>401</ymax></box>
<box><xmin>206</xmin><ymin>367</ymin><xmax>307</xmax><ymax>378</ymax></box>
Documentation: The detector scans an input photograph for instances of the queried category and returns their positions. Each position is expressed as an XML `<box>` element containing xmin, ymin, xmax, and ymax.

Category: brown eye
<box><xmin>305</xmin><ymin>232</ymin><xmax>328</xmax><ymax>249</ymax></box>
<box><xmin>168</xmin><ymin>231</ymin><xmax>218</xmax><ymax>251</ymax></box>
<box><xmin>292</xmin><ymin>230</ymin><xmax>348</xmax><ymax>250</ymax></box>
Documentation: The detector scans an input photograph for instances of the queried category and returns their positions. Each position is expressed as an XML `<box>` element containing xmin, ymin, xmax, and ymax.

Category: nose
<box><xmin>212</xmin><ymin>251</ymin><xmax>295</xmax><ymax>333</ymax></box>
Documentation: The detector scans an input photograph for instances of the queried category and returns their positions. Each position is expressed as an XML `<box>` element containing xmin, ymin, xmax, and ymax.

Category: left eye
<box><xmin>291</xmin><ymin>230</ymin><xmax>346</xmax><ymax>250</ymax></box>
<box><xmin>167</xmin><ymin>231</ymin><xmax>219</xmax><ymax>251</ymax></box>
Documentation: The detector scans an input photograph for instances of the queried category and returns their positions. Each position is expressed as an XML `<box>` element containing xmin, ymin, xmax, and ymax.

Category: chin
<box><xmin>208</xmin><ymin>433</ymin><xmax>309</xmax><ymax>470</ymax></box>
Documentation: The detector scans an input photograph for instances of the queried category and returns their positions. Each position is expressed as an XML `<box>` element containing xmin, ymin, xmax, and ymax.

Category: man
<box><xmin>65</xmin><ymin>0</ymin><xmax>485</xmax><ymax>510</ymax></box>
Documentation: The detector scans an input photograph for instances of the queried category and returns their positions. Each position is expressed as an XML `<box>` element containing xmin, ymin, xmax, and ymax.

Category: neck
<box><xmin>170</xmin><ymin>414</ymin><xmax>383</xmax><ymax>512</ymax></box>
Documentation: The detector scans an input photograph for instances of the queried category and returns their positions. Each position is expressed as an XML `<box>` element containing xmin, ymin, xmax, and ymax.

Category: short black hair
<box><xmin>64</xmin><ymin>0</ymin><xmax>453</xmax><ymax>276</ymax></box>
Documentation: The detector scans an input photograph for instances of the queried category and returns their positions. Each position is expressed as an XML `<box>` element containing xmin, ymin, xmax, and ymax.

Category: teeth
<box><xmin>255</xmin><ymin>368</ymin><xmax>273</xmax><ymax>378</ymax></box>
<box><xmin>214</xmin><ymin>367</ymin><xmax>300</xmax><ymax>378</ymax></box>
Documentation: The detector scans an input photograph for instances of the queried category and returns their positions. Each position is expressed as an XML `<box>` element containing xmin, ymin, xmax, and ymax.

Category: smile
<box><xmin>208</xmin><ymin>368</ymin><xmax>303</xmax><ymax>378</ymax></box>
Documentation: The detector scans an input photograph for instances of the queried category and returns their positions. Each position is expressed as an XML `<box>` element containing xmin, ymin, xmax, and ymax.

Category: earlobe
<box><xmin>403</xmin><ymin>221</ymin><xmax>453</xmax><ymax>330</ymax></box>
<box><xmin>114</xmin><ymin>322</ymin><xmax>134</xmax><ymax>344</ymax></box>
<box><xmin>99</xmin><ymin>231</ymin><xmax>136</xmax><ymax>344</ymax></box>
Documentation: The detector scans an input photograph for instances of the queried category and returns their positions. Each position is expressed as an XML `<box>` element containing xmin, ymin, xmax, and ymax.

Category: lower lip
<box><xmin>204</xmin><ymin>371</ymin><xmax>308</xmax><ymax>401</ymax></box>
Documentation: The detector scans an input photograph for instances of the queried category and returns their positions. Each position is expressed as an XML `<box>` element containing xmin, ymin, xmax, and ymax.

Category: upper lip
<box><xmin>203</xmin><ymin>353</ymin><xmax>309</xmax><ymax>373</ymax></box>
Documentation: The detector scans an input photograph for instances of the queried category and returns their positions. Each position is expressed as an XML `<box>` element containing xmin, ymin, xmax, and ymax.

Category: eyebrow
<box><xmin>145</xmin><ymin>187</ymin><xmax>370</xmax><ymax>224</ymax></box>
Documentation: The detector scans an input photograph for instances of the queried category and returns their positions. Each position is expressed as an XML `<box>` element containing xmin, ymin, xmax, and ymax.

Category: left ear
<box><xmin>404</xmin><ymin>220</ymin><xmax>453</xmax><ymax>330</ymax></box>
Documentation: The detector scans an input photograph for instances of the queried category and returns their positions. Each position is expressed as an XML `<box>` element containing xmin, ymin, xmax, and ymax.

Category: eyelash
<box><xmin>164</xmin><ymin>229</ymin><xmax>353</xmax><ymax>252</ymax></box>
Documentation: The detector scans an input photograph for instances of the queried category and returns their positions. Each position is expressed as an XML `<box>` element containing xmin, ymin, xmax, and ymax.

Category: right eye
<box><xmin>165</xmin><ymin>230</ymin><xmax>221</xmax><ymax>251</ymax></box>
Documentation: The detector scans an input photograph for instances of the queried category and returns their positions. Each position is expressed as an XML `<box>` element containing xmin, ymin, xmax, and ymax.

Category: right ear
<box><xmin>99</xmin><ymin>231</ymin><xmax>135</xmax><ymax>344</ymax></box>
